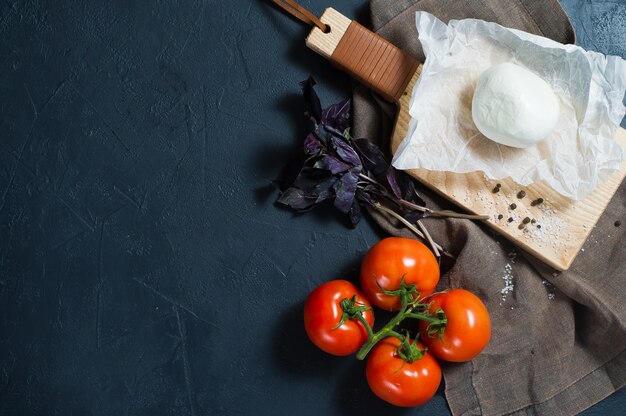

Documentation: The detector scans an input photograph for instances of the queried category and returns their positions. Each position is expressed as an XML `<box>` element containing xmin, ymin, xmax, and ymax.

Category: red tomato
<box><xmin>366</xmin><ymin>337</ymin><xmax>441</xmax><ymax>407</ymax></box>
<box><xmin>419</xmin><ymin>289</ymin><xmax>491</xmax><ymax>362</ymax></box>
<box><xmin>304</xmin><ymin>280</ymin><xmax>374</xmax><ymax>356</ymax></box>
<box><xmin>360</xmin><ymin>237</ymin><xmax>440</xmax><ymax>311</ymax></box>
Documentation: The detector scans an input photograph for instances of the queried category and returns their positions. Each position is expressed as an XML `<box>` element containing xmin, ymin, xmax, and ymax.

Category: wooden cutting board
<box><xmin>306</xmin><ymin>8</ymin><xmax>626</xmax><ymax>271</ymax></box>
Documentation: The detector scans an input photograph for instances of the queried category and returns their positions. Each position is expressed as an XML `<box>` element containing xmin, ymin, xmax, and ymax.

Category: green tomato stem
<box><xmin>350</xmin><ymin>290</ymin><xmax>448</xmax><ymax>362</ymax></box>
<box><xmin>406</xmin><ymin>312</ymin><xmax>445</xmax><ymax>324</ymax></box>
<box><xmin>355</xmin><ymin>294</ymin><xmax>409</xmax><ymax>360</ymax></box>
<box><xmin>353</xmin><ymin>313</ymin><xmax>374</xmax><ymax>340</ymax></box>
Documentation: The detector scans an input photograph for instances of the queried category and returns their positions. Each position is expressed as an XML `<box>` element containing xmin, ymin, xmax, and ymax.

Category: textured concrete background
<box><xmin>0</xmin><ymin>0</ymin><xmax>624</xmax><ymax>415</ymax></box>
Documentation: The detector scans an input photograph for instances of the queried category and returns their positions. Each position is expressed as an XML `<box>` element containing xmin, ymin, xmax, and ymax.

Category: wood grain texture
<box><xmin>391</xmin><ymin>66</ymin><xmax>626</xmax><ymax>271</ymax></box>
<box><xmin>328</xmin><ymin>21</ymin><xmax>419</xmax><ymax>102</ymax></box>
<box><xmin>305</xmin><ymin>8</ymin><xmax>350</xmax><ymax>59</ymax></box>
<box><xmin>306</xmin><ymin>9</ymin><xmax>418</xmax><ymax>102</ymax></box>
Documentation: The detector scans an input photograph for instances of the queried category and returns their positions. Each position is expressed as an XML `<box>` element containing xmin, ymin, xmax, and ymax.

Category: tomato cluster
<box><xmin>303</xmin><ymin>237</ymin><xmax>491</xmax><ymax>407</ymax></box>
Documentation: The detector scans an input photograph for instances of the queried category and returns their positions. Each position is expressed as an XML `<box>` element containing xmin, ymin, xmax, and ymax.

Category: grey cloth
<box><xmin>352</xmin><ymin>1</ymin><xmax>625</xmax><ymax>415</ymax></box>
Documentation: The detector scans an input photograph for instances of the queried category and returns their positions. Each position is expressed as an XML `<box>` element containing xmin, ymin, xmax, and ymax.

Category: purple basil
<box><xmin>274</xmin><ymin>77</ymin><xmax>427</xmax><ymax>227</ymax></box>
<box><xmin>303</xmin><ymin>133</ymin><xmax>323</xmax><ymax>155</ymax></box>
<box><xmin>314</xmin><ymin>155</ymin><xmax>352</xmax><ymax>174</ymax></box>
<box><xmin>321</xmin><ymin>99</ymin><xmax>351</xmax><ymax>133</ymax></box>
<box><xmin>353</xmin><ymin>138</ymin><xmax>388</xmax><ymax>176</ymax></box>
<box><xmin>348</xmin><ymin>199</ymin><xmax>362</xmax><ymax>226</ymax></box>
<box><xmin>397</xmin><ymin>172</ymin><xmax>426</xmax><ymax>207</ymax></box>
<box><xmin>331</xmin><ymin>136</ymin><xmax>362</xmax><ymax>169</ymax></box>
<box><xmin>277</xmin><ymin>187</ymin><xmax>318</xmax><ymax>210</ymax></box>
<box><xmin>333</xmin><ymin>169</ymin><xmax>359</xmax><ymax>213</ymax></box>
<box><xmin>386</xmin><ymin>168</ymin><xmax>402</xmax><ymax>199</ymax></box>
<box><xmin>292</xmin><ymin>169</ymin><xmax>337</xmax><ymax>203</ymax></box>
<box><xmin>299</xmin><ymin>77</ymin><xmax>322</xmax><ymax>121</ymax></box>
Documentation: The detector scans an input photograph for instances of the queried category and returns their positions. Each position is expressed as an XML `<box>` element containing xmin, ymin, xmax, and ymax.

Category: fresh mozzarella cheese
<box><xmin>471</xmin><ymin>63</ymin><xmax>560</xmax><ymax>148</ymax></box>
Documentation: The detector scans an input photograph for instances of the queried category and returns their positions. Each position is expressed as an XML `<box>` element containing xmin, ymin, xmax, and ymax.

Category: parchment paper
<box><xmin>392</xmin><ymin>12</ymin><xmax>626</xmax><ymax>200</ymax></box>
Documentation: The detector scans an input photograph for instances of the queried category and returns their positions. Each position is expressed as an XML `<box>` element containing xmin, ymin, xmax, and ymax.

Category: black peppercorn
<box><xmin>523</xmin><ymin>217</ymin><xmax>530</xmax><ymax>224</ymax></box>
<box><xmin>531</xmin><ymin>198</ymin><xmax>544</xmax><ymax>206</ymax></box>
<box><xmin>510</xmin><ymin>203</ymin><xmax>517</xmax><ymax>210</ymax></box>
<box><xmin>493</xmin><ymin>186</ymin><xmax>500</xmax><ymax>193</ymax></box>
<box><xmin>518</xmin><ymin>223</ymin><xmax>525</xmax><ymax>230</ymax></box>
<box><xmin>537</xmin><ymin>224</ymin><xmax>542</xmax><ymax>229</ymax></box>
<box><xmin>531</xmin><ymin>219</ymin><xmax>536</xmax><ymax>224</ymax></box>
<box><xmin>508</xmin><ymin>217</ymin><xmax>514</xmax><ymax>223</ymax></box>
<box><xmin>498</xmin><ymin>214</ymin><xmax>504</xmax><ymax>219</ymax></box>
<box><xmin>517</xmin><ymin>191</ymin><xmax>526</xmax><ymax>199</ymax></box>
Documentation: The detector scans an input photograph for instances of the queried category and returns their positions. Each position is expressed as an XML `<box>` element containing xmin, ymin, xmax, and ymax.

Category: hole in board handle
<box><xmin>323</xmin><ymin>24</ymin><xmax>331</xmax><ymax>34</ymax></box>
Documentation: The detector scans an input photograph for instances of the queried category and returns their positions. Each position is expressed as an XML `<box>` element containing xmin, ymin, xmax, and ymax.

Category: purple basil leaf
<box><xmin>386</xmin><ymin>168</ymin><xmax>402</xmax><ymax>199</ymax></box>
<box><xmin>277</xmin><ymin>187</ymin><xmax>318</xmax><ymax>211</ymax></box>
<box><xmin>324</xmin><ymin>123</ymin><xmax>348</xmax><ymax>139</ymax></box>
<box><xmin>303</xmin><ymin>133</ymin><xmax>323</xmax><ymax>155</ymax></box>
<box><xmin>314</xmin><ymin>155</ymin><xmax>351</xmax><ymax>174</ymax></box>
<box><xmin>348</xmin><ymin>198</ymin><xmax>362</xmax><ymax>226</ymax></box>
<box><xmin>273</xmin><ymin>155</ymin><xmax>305</xmax><ymax>192</ymax></box>
<box><xmin>315</xmin><ymin>123</ymin><xmax>343</xmax><ymax>144</ymax></box>
<box><xmin>321</xmin><ymin>99</ymin><xmax>351</xmax><ymax>132</ymax></box>
<box><xmin>293</xmin><ymin>168</ymin><xmax>337</xmax><ymax>202</ymax></box>
<box><xmin>300</xmin><ymin>77</ymin><xmax>322</xmax><ymax>122</ymax></box>
<box><xmin>331</xmin><ymin>136</ymin><xmax>362</xmax><ymax>168</ymax></box>
<box><xmin>313</xmin><ymin>124</ymin><xmax>330</xmax><ymax>143</ymax></box>
<box><xmin>353</xmin><ymin>138</ymin><xmax>388</xmax><ymax>176</ymax></box>
<box><xmin>315</xmin><ymin>179</ymin><xmax>337</xmax><ymax>202</ymax></box>
<box><xmin>333</xmin><ymin>170</ymin><xmax>358</xmax><ymax>213</ymax></box>
<box><xmin>398</xmin><ymin>171</ymin><xmax>426</xmax><ymax>206</ymax></box>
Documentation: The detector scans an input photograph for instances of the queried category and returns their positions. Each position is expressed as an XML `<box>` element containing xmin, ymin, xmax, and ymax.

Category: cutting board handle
<box><xmin>306</xmin><ymin>8</ymin><xmax>419</xmax><ymax>103</ymax></box>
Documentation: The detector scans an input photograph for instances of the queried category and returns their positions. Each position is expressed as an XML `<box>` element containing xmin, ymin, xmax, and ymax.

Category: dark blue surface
<box><xmin>0</xmin><ymin>1</ymin><xmax>623</xmax><ymax>415</ymax></box>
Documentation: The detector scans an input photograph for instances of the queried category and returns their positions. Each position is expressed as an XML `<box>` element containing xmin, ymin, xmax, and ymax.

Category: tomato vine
<box><xmin>336</xmin><ymin>279</ymin><xmax>448</xmax><ymax>361</ymax></box>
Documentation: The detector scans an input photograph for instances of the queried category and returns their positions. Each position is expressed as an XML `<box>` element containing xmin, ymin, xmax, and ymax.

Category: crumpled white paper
<box><xmin>392</xmin><ymin>12</ymin><xmax>626</xmax><ymax>200</ymax></box>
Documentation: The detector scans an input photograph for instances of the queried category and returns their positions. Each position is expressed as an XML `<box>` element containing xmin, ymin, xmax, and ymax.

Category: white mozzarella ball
<box><xmin>471</xmin><ymin>63</ymin><xmax>560</xmax><ymax>148</ymax></box>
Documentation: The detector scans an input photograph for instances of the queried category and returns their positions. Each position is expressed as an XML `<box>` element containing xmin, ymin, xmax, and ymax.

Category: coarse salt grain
<box><xmin>500</xmin><ymin>263</ymin><xmax>514</xmax><ymax>302</ymax></box>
